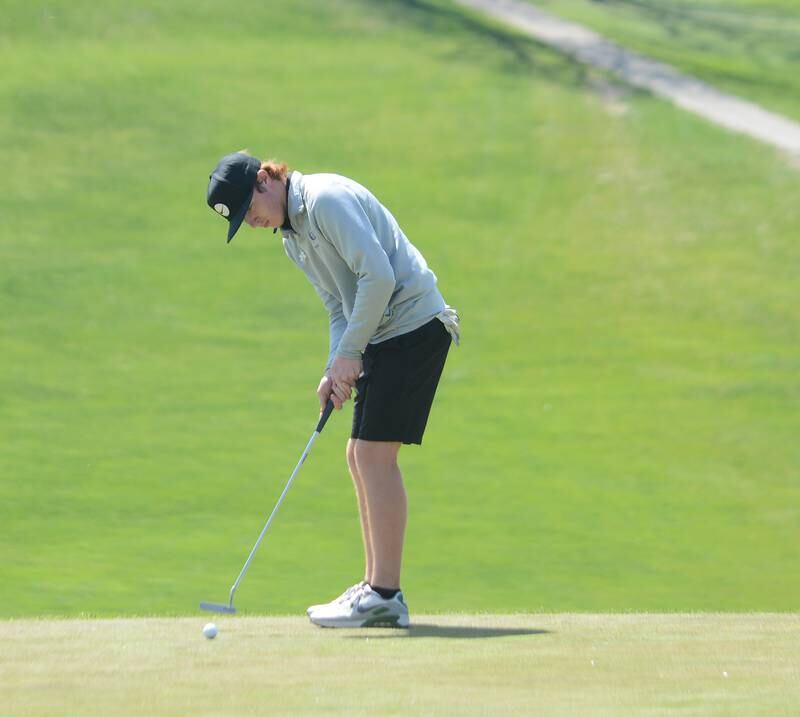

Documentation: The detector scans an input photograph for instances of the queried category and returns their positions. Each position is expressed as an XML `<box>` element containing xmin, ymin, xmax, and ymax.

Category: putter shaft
<box><xmin>200</xmin><ymin>401</ymin><xmax>334</xmax><ymax>613</ymax></box>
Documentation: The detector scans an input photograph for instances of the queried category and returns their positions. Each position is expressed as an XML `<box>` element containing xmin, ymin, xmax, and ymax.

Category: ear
<box><xmin>255</xmin><ymin>168</ymin><xmax>269</xmax><ymax>184</ymax></box>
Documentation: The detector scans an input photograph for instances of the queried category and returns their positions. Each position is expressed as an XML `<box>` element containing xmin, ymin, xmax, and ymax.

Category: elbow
<box><xmin>376</xmin><ymin>273</ymin><xmax>396</xmax><ymax>297</ymax></box>
<box><xmin>372</xmin><ymin>265</ymin><xmax>396</xmax><ymax>293</ymax></box>
<box><xmin>358</xmin><ymin>269</ymin><xmax>395</xmax><ymax>300</ymax></box>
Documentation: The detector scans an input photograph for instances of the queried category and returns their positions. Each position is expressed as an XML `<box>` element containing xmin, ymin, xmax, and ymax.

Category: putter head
<box><xmin>200</xmin><ymin>601</ymin><xmax>236</xmax><ymax>614</ymax></box>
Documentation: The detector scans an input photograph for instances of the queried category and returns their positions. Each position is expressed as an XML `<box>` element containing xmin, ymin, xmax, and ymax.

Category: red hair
<box><xmin>259</xmin><ymin>159</ymin><xmax>289</xmax><ymax>181</ymax></box>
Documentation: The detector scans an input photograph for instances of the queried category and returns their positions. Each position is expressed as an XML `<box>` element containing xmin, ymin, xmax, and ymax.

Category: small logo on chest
<box><xmin>298</xmin><ymin>250</ymin><xmax>308</xmax><ymax>264</ymax></box>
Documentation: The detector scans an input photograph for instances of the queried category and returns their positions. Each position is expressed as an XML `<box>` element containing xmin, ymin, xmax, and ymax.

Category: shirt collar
<box><xmin>280</xmin><ymin>177</ymin><xmax>293</xmax><ymax>232</ymax></box>
<box><xmin>275</xmin><ymin>171</ymin><xmax>306</xmax><ymax>235</ymax></box>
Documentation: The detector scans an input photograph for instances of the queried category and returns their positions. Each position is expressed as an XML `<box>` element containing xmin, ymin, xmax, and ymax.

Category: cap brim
<box><xmin>226</xmin><ymin>186</ymin><xmax>254</xmax><ymax>243</ymax></box>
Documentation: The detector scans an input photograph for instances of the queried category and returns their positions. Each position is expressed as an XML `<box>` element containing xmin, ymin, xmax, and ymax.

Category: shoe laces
<box><xmin>347</xmin><ymin>582</ymin><xmax>369</xmax><ymax>608</ymax></box>
<box><xmin>337</xmin><ymin>581</ymin><xmax>366</xmax><ymax>605</ymax></box>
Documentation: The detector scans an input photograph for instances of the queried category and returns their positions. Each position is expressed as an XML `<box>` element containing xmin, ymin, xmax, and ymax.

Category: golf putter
<box><xmin>200</xmin><ymin>399</ymin><xmax>335</xmax><ymax>614</ymax></box>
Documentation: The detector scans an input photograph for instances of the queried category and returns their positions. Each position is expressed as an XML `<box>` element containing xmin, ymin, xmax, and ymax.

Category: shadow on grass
<box><xmin>379</xmin><ymin>0</ymin><xmax>800</xmax><ymax>101</ymax></box>
<box><xmin>343</xmin><ymin>624</ymin><xmax>551</xmax><ymax>639</ymax></box>
<box><xmin>368</xmin><ymin>0</ymin><xmax>590</xmax><ymax>87</ymax></box>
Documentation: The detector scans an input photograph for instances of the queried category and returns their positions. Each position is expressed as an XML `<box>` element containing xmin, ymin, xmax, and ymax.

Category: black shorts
<box><xmin>352</xmin><ymin>318</ymin><xmax>451</xmax><ymax>445</ymax></box>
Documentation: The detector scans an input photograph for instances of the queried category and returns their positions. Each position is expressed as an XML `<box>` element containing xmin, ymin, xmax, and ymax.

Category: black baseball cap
<box><xmin>207</xmin><ymin>152</ymin><xmax>261</xmax><ymax>243</ymax></box>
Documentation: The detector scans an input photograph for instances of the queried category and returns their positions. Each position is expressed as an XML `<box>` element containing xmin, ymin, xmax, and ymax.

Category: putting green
<box><xmin>3</xmin><ymin>614</ymin><xmax>798</xmax><ymax>715</ymax></box>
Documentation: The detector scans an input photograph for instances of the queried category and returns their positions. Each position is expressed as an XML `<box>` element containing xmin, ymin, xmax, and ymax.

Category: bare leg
<box><xmin>346</xmin><ymin>439</ymin><xmax>373</xmax><ymax>583</ymax></box>
<box><xmin>352</xmin><ymin>440</ymin><xmax>405</xmax><ymax>590</ymax></box>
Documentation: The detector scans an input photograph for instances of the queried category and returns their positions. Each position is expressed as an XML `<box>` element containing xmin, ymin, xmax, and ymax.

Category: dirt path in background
<box><xmin>456</xmin><ymin>0</ymin><xmax>800</xmax><ymax>158</ymax></box>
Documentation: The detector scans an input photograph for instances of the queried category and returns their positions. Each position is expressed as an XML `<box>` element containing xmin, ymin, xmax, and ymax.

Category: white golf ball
<box><xmin>202</xmin><ymin>623</ymin><xmax>218</xmax><ymax>639</ymax></box>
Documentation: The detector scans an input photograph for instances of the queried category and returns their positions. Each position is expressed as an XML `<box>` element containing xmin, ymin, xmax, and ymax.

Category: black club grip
<box><xmin>316</xmin><ymin>399</ymin><xmax>335</xmax><ymax>433</ymax></box>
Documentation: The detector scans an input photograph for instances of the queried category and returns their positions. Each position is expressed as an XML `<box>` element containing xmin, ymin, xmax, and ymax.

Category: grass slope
<box><xmin>3</xmin><ymin>615</ymin><xmax>799</xmax><ymax>716</ymax></box>
<box><xmin>1</xmin><ymin>0</ymin><xmax>799</xmax><ymax>617</ymax></box>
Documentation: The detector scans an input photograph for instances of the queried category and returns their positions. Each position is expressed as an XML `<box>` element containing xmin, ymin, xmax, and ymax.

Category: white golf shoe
<box><xmin>306</xmin><ymin>581</ymin><xmax>367</xmax><ymax>617</ymax></box>
<box><xmin>309</xmin><ymin>585</ymin><xmax>410</xmax><ymax>628</ymax></box>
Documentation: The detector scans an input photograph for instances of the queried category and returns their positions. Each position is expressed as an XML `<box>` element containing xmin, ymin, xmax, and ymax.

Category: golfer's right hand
<box><xmin>317</xmin><ymin>374</ymin><xmax>349</xmax><ymax>411</ymax></box>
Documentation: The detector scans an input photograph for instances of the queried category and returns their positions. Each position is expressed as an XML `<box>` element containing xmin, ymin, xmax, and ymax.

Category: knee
<box><xmin>352</xmin><ymin>440</ymin><xmax>400</xmax><ymax>472</ymax></box>
<box><xmin>346</xmin><ymin>439</ymin><xmax>358</xmax><ymax>472</ymax></box>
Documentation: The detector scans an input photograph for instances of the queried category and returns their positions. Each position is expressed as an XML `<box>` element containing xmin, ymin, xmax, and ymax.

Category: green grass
<box><xmin>2</xmin><ymin>615</ymin><xmax>799</xmax><ymax>715</ymax></box>
<box><xmin>527</xmin><ymin>0</ymin><xmax>800</xmax><ymax>122</ymax></box>
<box><xmin>1</xmin><ymin>0</ymin><xmax>799</xmax><ymax>618</ymax></box>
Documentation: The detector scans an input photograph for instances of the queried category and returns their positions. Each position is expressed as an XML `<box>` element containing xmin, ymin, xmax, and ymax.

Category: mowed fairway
<box><xmin>3</xmin><ymin>615</ymin><xmax>799</xmax><ymax>716</ymax></box>
<box><xmin>2</xmin><ymin>0</ymin><xmax>799</xmax><ymax>619</ymax></box>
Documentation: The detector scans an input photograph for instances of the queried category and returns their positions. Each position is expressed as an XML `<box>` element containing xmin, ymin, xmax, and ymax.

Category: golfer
<box><xmin>207</xmin><ymin>152</ymin><xmax>459</xmax><ymax>628</ymax></box>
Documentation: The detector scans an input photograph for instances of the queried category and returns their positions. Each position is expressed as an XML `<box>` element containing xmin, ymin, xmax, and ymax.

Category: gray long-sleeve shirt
<box><xmin>280</xmin><ymin>171</ymin><xmax>446</xmax><ymax>371</ymax></box>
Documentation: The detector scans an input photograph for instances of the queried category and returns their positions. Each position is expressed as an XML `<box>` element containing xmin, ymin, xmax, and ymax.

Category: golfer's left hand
<box><xmin>330</xmin><ymin>355</ymin><xmax>362</xmax><ymax>402</ymax></box>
